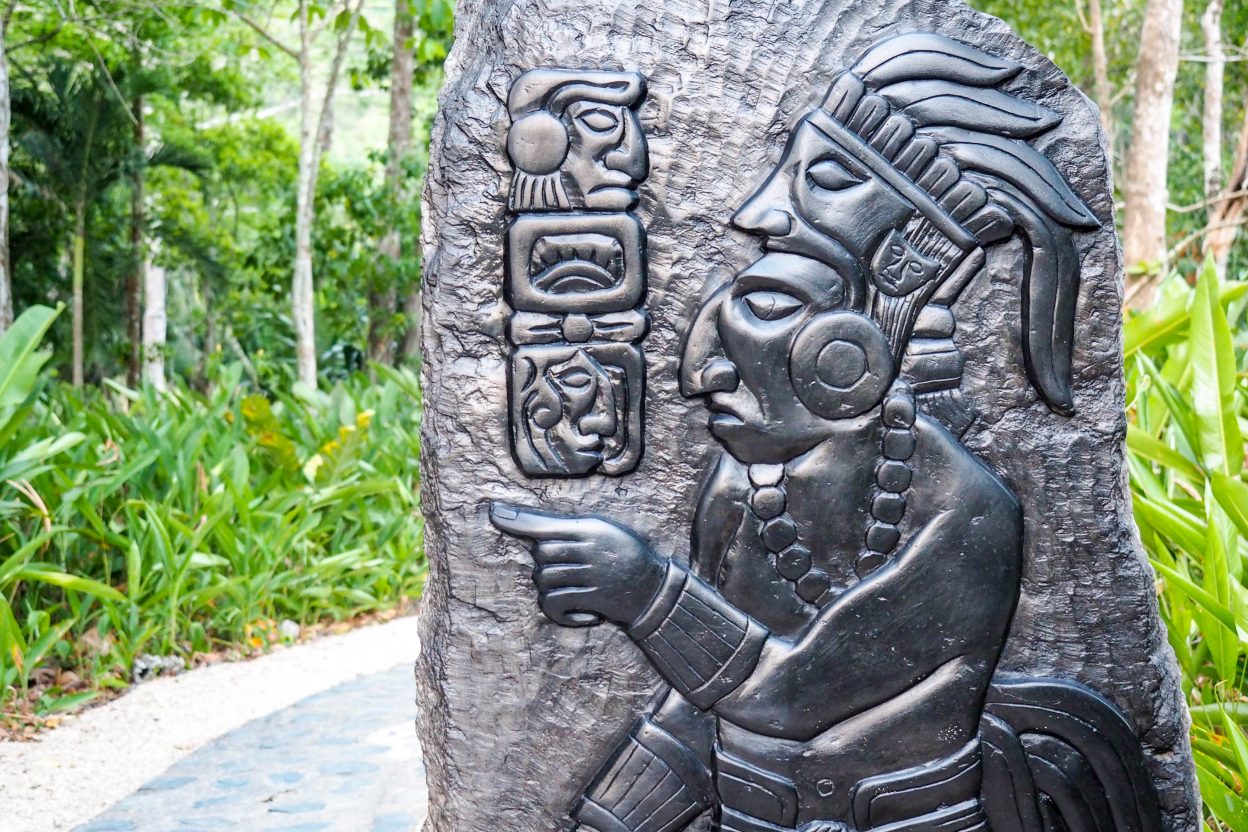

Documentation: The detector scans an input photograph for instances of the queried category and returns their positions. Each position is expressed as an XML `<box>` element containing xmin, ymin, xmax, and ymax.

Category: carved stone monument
<box><xmin>417</xmin><ymin>3</ymin><xmax>1199</xmax><ymax>831</ymax></box>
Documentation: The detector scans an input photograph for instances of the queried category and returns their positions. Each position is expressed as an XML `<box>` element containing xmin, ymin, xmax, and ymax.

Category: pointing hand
<box><xmin>489</xmin><ymin>502</ymin><xmax>666</xmax><ymax>628</ymax></box>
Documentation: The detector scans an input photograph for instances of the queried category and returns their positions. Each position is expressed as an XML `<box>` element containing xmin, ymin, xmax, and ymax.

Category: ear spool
<box><xmin>790</xmin><ymin>311</ymin><xmax>896</xmax><ymax>419</ymax></box>
<box><xmin>506</xmin><ymin>111</ymin><xmax>572</xmax><ymax>211</ymax></box>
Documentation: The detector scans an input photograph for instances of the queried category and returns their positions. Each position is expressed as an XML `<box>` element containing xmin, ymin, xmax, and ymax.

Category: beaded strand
<box><xmin>745</xmin><ymin>381</ymin><xmax>917</xmax><ymax>608</ymax></box>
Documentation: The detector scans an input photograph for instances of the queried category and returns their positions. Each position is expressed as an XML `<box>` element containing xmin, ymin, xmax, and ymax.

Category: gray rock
<box><xmin>416</xmin><ymin>2</ymin><xmax>1199</xmax><ymax>830</ymax></box>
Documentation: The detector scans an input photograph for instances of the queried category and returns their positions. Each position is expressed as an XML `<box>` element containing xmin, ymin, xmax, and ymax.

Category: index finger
<box><xmin>489</xmin><ymin>501</ymin><xmax>590</xmax><ymax>542</ymax></box>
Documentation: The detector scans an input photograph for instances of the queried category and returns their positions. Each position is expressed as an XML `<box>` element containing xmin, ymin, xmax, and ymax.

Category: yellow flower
<box><xmin>356</xmin><ymin>410</ymin><xmax>375</xmax><ymax>429</ymax></box>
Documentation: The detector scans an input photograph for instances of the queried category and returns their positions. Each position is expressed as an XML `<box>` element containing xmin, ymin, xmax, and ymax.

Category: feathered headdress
<box><xmin>814</xmin><ymin>33</ymin><xmax>1099</xmax><ymax>415</ymax></box>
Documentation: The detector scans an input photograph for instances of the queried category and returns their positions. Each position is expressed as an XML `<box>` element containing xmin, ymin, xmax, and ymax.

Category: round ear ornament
<box><xmin>506</xmin><ymin>111</ymin><xmax>570</xmax><ymax>175</ymax></box>
<box><xmin>790</xmin><ymin>311</ymin><xmax>895</xmax><ymax>419</ymax></box>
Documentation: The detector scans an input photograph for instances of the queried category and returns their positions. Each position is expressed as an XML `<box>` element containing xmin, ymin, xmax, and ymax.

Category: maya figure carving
<box><xmin>491</xmin><ymin>34</ymin><xmax>1164</xmax><ymax>832</ymax></box>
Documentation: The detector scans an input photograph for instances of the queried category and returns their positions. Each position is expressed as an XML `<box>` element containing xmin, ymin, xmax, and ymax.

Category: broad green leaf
<box><xmin>1127</xmin><ymin>424</ymin><xmax>1203</xmax><ymax>483</ymax></box>
<box><xmin>1124</xmin><ymin>282</ymin><xmax>1248</xmax><ymax>358</ymax></box>
<box><xmin>1189</xmin><ymin>256</ymin><xmax>1244</xmax><ymax>476</ymax></box>
<box><xmin>1211</xmin><ymin>473</ymin><xmax>1248</xmax><ymax>543</ymax></box>
<box><xmin>1133</xmin><ymin>495</ymin><xmax>1207</xmax><ymax>557</ymax></box>
<box><xmin>1201</xmin><ymin>504</ymin><xmax>1240</xmax><ymax>682</ymax></box>
<box><xmin>0</xmin><ymin>305</ymin><xmax>60</xmax><ymax>428</ymax></box>
<box><xmin>1219</xmin><ymin>708</ymin><xmax>1248</xmax><ymax>779</ymax></box>
<box><xmin>1150</xmin><ymin>559</ymin><xmax>1237</xmax><ymax>633</ymax></box>
<box><xmin>1196</xmin><ymin>758</ymin><xmax>1248</xmax><ymax>831</ymax></box>
<box><xmin>14</xmin><ymin>569</ymin><xmax>127</xmax><ymax>603</ymax></box>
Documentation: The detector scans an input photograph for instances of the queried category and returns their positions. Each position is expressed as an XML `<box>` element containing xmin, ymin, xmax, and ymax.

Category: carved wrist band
<box><xmin>574</xmin><ymin>715</ymin><xmax>713</xmax><ymax>832</ymax></box>
<box><xmin>627</xmin><ymin>563</ymin><xmax>768</xmax><ymax>710</ymax></box>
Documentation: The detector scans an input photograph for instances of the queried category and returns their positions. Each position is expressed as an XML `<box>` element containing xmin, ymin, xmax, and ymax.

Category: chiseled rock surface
<box><xmin>417</xmin><ymin>1</ymin><xmax>1198</xmax><ymax>830</ymax></box>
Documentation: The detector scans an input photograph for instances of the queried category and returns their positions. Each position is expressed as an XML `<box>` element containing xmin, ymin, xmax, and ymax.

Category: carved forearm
<box><xmin>573</xmin><ymin>713</ymin><xmax>713</xmax><ymax>832</ymax></box>
<box><xmin>627</xmin><ymin>562</ymin><xmax>769</xmax><ymax>710</ymax></box>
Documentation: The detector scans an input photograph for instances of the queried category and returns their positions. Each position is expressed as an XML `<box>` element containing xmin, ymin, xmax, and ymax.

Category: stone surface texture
<box><xmin>416</xmin><ymin>2</ymin><xmax>1198</xmax><ymax>830</ymax></box>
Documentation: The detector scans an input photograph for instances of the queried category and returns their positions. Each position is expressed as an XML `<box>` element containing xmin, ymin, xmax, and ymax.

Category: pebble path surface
<box><xmin>71</xmin><ymin>664</ymin><xmax>427</xmax><ymax>832</ymax></box>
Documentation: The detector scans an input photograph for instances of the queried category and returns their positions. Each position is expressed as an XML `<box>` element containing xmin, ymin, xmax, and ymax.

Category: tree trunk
<box><xmin>142</xmin><ymin>239</ymin><xmax>166</xmax><ymax>392</ymax></box>
<box><xmin>370</xmin><ymin>0</ymin><xmax>416</xmax><ymax>368</ymax></box>
<box><xmin>0</xmin><ymin>8</ymin><xmax>12</xmax><ymax>336</ymax></box>
<box><xmin>72</xmin><ymin>200</ymin><xmax>86</xmax><ymax>387</ymax></box>
<box><xmin>127</xmin><ymin>95</ymin><xmax>145</xmax><ymax>387</ymax></box>
<box><xmin>1206</xmin><ymin>94</ymin><xmax>1248</xmax><ymax>274</ymax></box>
<box><xmin>290</xmin><ymin>0</ymin><xmax>366</xmax><ymax>388</ymax></box>
<box><xmin>1081</xmin><ymin>0</ymin><xmax>1114</xmax><ymax>142</ymax></box>
<box><xmin>1122</xmin><ymin>0</ymin><xmax>1184</xmax><ymax>306</ymax></box>
<box><xmin>1202</xmin><ymin>0</ymin><xmax>1225</xmax><ymax>203</ymax></box>
<box><xmin>292</xmin><ymin>1</ymin><xmax>318</xmax><ymax>388</ymax></box>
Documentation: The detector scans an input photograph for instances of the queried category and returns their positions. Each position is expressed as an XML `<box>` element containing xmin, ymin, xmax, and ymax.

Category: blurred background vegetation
<box><xmin>1</xmin><ymin>0</ymin><xmax>1248</xmax><ymax>827</ymax></box>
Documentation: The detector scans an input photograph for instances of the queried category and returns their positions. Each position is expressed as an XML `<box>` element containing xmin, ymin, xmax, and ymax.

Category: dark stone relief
<box><xmin>503</xmin><ymin>69</ymin><xmax>650</xmax><ymax>477</ymax></box>
<box><xmin>490</xmin><ymin>33</ymin><xmax>1166</xmax><ymax>832</ymax></box>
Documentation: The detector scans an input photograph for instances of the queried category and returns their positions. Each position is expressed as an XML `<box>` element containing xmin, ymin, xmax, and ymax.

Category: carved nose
<box><xmin>579</xmin><ymin>407</ymin><xmax>616</xmax><ymax>437</ymax></box>
<box><xmin>605</xmin><ymin>115</ymin><xmax>648</xmax><ymax>180</ymax></box>
<box><xmin>679</xmin><ymin>284</ymin><xmax>732</xmax><ymax>397</ymax></box>
<box><xmin>699</xmin><ymin>360</ymin><xmax>740</xmax><ymax>394</ymax></box>
<box><xmin>732</xmin><ymin>203</ymin><xmax>792</xmax><ymax>237</ymax></box>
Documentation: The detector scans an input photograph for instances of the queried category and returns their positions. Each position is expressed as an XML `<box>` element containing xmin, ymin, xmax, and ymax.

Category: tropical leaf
<box><xmin>1189</xmin><ymin>256</ymin><xmax>1243</xmax><ymax>476</ymax></box>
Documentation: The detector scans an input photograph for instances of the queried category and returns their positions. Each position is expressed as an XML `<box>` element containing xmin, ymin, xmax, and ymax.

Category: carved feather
<box><xmin>853</xmin><ymin>33</ymin><xmax>1023</xmax><ymax>89</ymax></box>
<box><xmin>991</xmin><ymin>188</ymin><xmax>1079</xmax><ymax>416</ymax></box>
<box><xmin>919</xmin><ymin>126</ymin><xmax>1099</xmax><ymax>229</ymax></box>
<box><xmin>877</xmin><ymin>80</ymin><xmax>1061</xmax><ymax>139</ymax></box>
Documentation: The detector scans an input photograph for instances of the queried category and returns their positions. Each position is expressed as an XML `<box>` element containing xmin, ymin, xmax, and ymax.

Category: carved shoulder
<box><xmin>690</xmin><ymin>453</ymin><xmax>750</xmax><ymax>581</ymax></box>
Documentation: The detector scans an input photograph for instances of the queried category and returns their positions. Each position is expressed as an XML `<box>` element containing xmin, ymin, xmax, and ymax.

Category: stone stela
<box><xmin>417</xmin><ymin>6</ymin><xmax>1199</xmax><ymax>832</ymax></box>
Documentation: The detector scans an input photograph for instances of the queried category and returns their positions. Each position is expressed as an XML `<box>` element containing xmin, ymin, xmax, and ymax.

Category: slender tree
<box><xmin>141</xmin><ymin>237</ymin><xmax>166</xmax><ymax>390</ymax></box>
<box><xmin>1201</xmin><ymin>0</ymin><xmax>1227</xmax><ymax>200</ymax></box>
<box><xmin>127</xmin><ymin>86</ymin><xmax>144</xmax><ymax>386</ymax></box>
<box><xmin>228</xmin><ymin>0</ymin><xmax>367</xmax><ymax>389</ymax></box>
<box><xmin>1122</xmin><ymin>0</ymin><xmax>1184</xmax><ymax>305</ymax></box>
<box><xmin>1076</xmin><ymin>0</ymin><xmax>1114</xmax><ymax>141</ymax></box>
<box><xmin>1205</xmin><ymin>97</ymin><xmax>1248</xmax><ymax>274</ymax></box>
<box><xmin>0</xmin><ymin>2</ymin><xmax>13</xmax><ymax>336</ymax></box>
<box><xmin>369</xmin><ymin>0</ymin><xmax>415</xmax><ymax>367</ymax></box>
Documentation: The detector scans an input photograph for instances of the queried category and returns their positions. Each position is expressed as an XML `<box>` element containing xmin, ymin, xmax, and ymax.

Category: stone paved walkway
<box><xmin>72</xmin><ymin>664</ymin><xmax>427</xmax><ymax>832</ymax></box>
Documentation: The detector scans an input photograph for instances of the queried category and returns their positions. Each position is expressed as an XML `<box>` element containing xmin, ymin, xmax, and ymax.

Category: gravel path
<box><xmin>0</xmin><ymin>616</ymin><xmax>421</xmax><ymax>832</ymax></box>
<box><xmin>73</xmin><ymin>663</ymin><xmax>425</xmax><ymax>832</ymax></box>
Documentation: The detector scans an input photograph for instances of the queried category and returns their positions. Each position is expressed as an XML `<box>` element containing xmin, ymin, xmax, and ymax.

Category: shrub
<box><xmin>0</xmin><ymin>306</ymin><xmax>424</xmax><ymax>719</ymax></box>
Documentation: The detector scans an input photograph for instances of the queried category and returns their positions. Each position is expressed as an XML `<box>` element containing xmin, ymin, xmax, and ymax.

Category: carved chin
<box><xmin>583</xmin><ymin>186</ymin><xmax>637</xmax><ymax>210</ymax></box>
<box><xmin>707</xmin><ymin>415</ymin><xmax>789</xmax><ymax>465</ymax></box>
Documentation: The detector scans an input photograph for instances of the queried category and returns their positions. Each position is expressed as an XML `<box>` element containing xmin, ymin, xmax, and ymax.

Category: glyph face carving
<box><xmin>512</xmin><ymin>344</ymin><xmax>642</xmax><ymax>477</ymax></box>
<box><xmin>507</xmin><ymin>69</ymin><xmax>648</xmax><ymax>212</ymax></box>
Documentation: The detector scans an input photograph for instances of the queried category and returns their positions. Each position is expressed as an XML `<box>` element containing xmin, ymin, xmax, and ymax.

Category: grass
<box><xmin>0</xmin><ymin>306</ymin><xmax>425</xmax><ymax>728</ymax></box>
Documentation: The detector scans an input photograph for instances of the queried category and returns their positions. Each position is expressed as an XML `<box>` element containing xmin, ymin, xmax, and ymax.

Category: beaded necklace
<box><xmin>746</xmin><ymin>382</ymin><xmax>917</xmax><ymax>608</ymax></box>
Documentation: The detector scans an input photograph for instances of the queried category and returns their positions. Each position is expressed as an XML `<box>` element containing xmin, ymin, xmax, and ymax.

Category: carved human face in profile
<box><xmin>731</xmin><ymin>117</ymin><xmax>914</xmax><ymax>272</ymax></box>
<box><xmin>561</xmin><ymin>99</ymin><xmax>648</xmax><ymax>210</ymax></box>
<box><xmin>522</xmin><ymin>349</ymin><xmax>621</xmax><ymax>475</ymax></box>
<box><xmin>506</xmin><ymin>69</ymin><xmax>648</xmax><ymax>212</ymax></box>
<box><xmin>679</xmin><ymin>114</ymin><xmax>922</xmax><ymax>465</ymax></box>
<box><xmin>680</xmin><ymin>253</ymin><xmax>864</xmax><ymax>464</ymax></box>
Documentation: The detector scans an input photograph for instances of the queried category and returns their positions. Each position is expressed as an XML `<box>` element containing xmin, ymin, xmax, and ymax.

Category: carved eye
<box><xmin>577</xmin><ymin>108</ymin><xmax>620</xmax><ymax>133</ymax></box>
<box><xmin>742</xmin><ymin>291</ymin><xmax>804</xmax><ymax>321</ymax></box>
<box><xmin>557</xmin><ymin>369</ymin><xmax>594</xmax><ymax>388</ymax></box>
<box><xmin>806</xmin><ymin>158</ymin><xmax>863</xmax><ymax>192</ymax></box>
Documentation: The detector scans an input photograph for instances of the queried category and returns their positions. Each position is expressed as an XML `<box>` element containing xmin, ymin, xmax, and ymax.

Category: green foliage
<box><xmin>1127</xmin><ymin>258</ymin><xmax>1248</xmax><ymax>828</ymax></box>
<box><xmin>0</xmin><ymin>309</ymin><xmax>425</xmax><ymax>717</ymax></box>
<box><xmin>972</xmin><ymin>0</ymin><xmax>1248</xmax><ymax>280</ymax></box>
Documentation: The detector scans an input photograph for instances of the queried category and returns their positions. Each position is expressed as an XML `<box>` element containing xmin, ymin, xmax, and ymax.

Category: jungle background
<box><xmin>0</xmin><ymin>0</ymin><xmax>1247</xmax><ymax>827</ymax></box>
